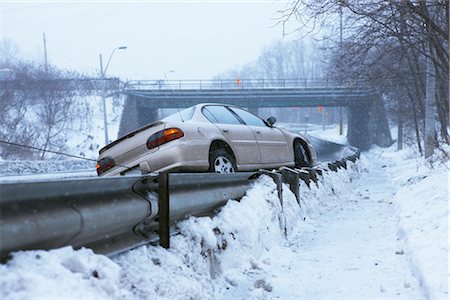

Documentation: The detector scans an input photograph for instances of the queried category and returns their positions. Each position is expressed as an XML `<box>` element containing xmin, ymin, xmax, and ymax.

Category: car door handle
<box><xmin>222</xmin><ymin>129</ymin><xmax>230</xmax><ymax>133</ymax></box>
<box><xmin>255</xmin><ymin>130</ymin><xmax>261</xmax><ymax>134</ymax></box>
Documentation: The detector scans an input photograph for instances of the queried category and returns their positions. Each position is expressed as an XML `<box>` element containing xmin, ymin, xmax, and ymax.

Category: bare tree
<box><xmin>0</xmin><ymin>60</ymin><xmax>92</xmax><ymax>160</ymax></box>
<box><xmin>280</xmin><ymin>0</ymin><xmax>448</xmax><ymax>156</ymax></box>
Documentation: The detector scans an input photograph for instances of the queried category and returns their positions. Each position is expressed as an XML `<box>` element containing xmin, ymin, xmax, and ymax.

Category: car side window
<box><xmin>229</xmin><ymin>107</ymin><xmax>267</xmax><ymax>127</ymax></box>
<box><xmin>202</xmin><ymin>106</ymin><xmax>241</xmax><ymax>125</ymax></box>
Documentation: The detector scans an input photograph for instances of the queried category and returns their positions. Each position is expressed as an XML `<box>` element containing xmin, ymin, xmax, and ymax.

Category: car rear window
<box><xmin>162</xmin><ymin>106</ymin><xmax>195</xmax><ymax>122</ymax></box>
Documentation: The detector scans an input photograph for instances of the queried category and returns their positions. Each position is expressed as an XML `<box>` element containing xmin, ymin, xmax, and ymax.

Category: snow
<box><xmin>372</xmin><ymin>146</ymin><xmax>449</xmax><ymax>300</ymax></box>
<box><xmin>0</xmin><ymin>96</ymin><xmax>123</xmax><ymax>179</ymax></box>
<box><xmin>306</xmin><ymin>124</ymin><xmax>349</xmax><ymax>145</ymax></box>
<box><xmin>1</xmin><ymin>144</ymin><xmax>448</xmax><ymax>299</ymax></box>
<box><xmin>0</xmin><ymin>159</ymin><xmax>94</xmax><ymax>177</ymax></box>
<box><xmin>278</xmin><ymin>123</ymin><xmax>349</xmax><ymax>145</ymax></box>
<box><xmin>64</xmin><ymin>96</ymin><xmax>124</xmax><ymax>160</ymax></box>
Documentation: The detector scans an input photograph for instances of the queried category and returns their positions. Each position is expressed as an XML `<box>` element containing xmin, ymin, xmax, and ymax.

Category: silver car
<box><xmin>96</xmin><ymin>103</ymin><xmax>316</xmax><ymax>176</ymax></box>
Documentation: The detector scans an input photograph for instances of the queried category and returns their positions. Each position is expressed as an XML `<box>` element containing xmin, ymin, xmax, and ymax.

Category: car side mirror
<box><xmin>266</xmin><ymin>116</ymin><xmax>276</xmax><ymax>126</ymax></box>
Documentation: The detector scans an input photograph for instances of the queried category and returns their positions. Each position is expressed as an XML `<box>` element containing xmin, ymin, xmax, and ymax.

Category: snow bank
<box><xmin>0</xmin><ymin>247</ymin><xmax>130</xmax><ymax>299</ymax></box>
<box><xmin>0</xmin><ymin>159</ymin><xmax>94</xmax><ymax>176</ymax></box>
<box><xmin>113</xmin><ymin>175</ymin><xmax>304</xmax><ymax>299</ymax></box>
<box><xmin>0</xmin><ymin>161</ymin><xmax>364</xmax><ymax>299</ymax></box>
<box><xmin>1</xmin><ymin>144</ymin><xmax>446</xmax><ymax>299</ymax></box>
<box><xmin>374</xmin><ymin>146</ymin><xmax>449</xmax><ymax>300</ymax></box>
<box><xmin>302</xmin><ymin>156</ymin><xmax>368</xmax><ymax>219</ymax></box>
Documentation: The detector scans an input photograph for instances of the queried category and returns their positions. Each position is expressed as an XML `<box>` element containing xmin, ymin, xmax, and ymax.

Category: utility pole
<box><xmin>397</xmin><ymin>99</ymin><xmax>403</xmax><ymax>150</ymax></box>
<box><xmin>99</xmin><ymin>53</ymin><xmax>109</xmax><ymax>145</ymax></box>
<box><xmin>338</xmin><ymin>4</ymin><xmax>344</xmax><ymax>136</ymax></box>
<box><xmin>41</xmin><ymin>32</ymin><xmax>49</xmax><ymax>159</ymax></box>
<box><xmin>424</xmin><ymin>3</ymin><xmax>436</xmax><ymax>159</ymax></box>
<box><xmin>424</xmin><ymin>48</ymin><xmax>436</xmax><ymax>158</ymax></box>
<box><xmin>99</xmin><ymin>46</ymin><xmax>127</xmax><ymax>146</ymax></box>
<box><xmin>43</xmin><ymin>33</ymin><xmax>48</xmax><ymax>74</ymax></box>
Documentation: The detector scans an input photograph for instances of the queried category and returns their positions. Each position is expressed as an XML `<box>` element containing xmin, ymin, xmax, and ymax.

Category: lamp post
<box><xmin>100</xmin><ymin>46</ymin><xmax>127</xmax><ymax>145</ymax></box>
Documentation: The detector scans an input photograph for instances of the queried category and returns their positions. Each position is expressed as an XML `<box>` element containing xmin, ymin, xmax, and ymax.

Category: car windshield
<box><xmin>162</xmin><ymin>106</ymin><xmax>195</xmax><ymax>122</ymax></box>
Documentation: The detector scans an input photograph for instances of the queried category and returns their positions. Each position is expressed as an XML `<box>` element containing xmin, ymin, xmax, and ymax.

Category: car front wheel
<box><xmin>209</xmin><ymin>148</ymin><xmax>236</xmax><ymax>173</ymax></box>
<box><xmin>294</xmin><ymin>140</ymin><xmax>311</xmax><ymax>168</ymax></box>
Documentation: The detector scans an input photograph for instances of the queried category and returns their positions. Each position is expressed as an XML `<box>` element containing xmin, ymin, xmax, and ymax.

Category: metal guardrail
<box><xmin>0</xmin><ymin>172</ymin><xmax>256</xmax><ymax>261</ymax></box>
<box><xmin>0</xmin><ymin>147</ymin><xmax>360</xmax><ymax>261</ymax></box>
<box><xmin>125</xmin><ymin>78</ymin><xmax>365</xmax><ymax>91</ymax></box>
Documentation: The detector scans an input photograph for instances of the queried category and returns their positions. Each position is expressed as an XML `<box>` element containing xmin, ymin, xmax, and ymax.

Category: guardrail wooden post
<box><xmin>259</xmin><ymin>170</ymin><xmax>285</xmax><ymax>236</ymax></box>
<box><xmin>335</xmin><ymin>160</ymin><xmax>347</xmax><ymax>170</ymax></box>
<box><xmin>259</xmin><ymin>170</ymin><xmax>283</xmax><ymax>204</ymax></box>
<box><xmin>305</xmin><ymin>168</ymin><xmax>319</xmax><ymax>187</ymax></box>
<box><xmin>158</xmin><ymin>172</ymin><xmax>170</xmax><ymax>249</ymax></box>
<box><xmin>328</xmin><ymin>162</ymin><xmax>338</xmax><ymax>172</ymax></box>
<box><xmin>296</xmin><ymin>169</ymin><xmax>311</xmax><ymax>188</ymax></box>
<box><xmin>280</xmin><ymin>167</ymin><xmax>300</xmax><ymax>205</ymax></box>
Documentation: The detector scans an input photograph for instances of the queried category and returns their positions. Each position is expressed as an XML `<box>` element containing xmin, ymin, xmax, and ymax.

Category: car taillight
<box><xmin>96</xmin><ymin>157</ymin><xmax>116</xmax><ymax>175</ymax></box>
<box><xmin>146</xmin><ymin>128</ymin><xmax>184</xmax><ymax>149</ymax></box>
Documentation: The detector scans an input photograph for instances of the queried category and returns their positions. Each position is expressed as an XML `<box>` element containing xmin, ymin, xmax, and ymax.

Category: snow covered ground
<box><xmin>1</xmin><ymin>142</ymin><xmax>447</xmax><ymax>299</ymax></box>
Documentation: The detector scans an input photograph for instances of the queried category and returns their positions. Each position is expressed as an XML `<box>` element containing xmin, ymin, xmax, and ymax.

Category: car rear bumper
<box><xmin>101</xmin><ymin>140</ymin><xmax>210</xmax><ymax>176</ymax></box>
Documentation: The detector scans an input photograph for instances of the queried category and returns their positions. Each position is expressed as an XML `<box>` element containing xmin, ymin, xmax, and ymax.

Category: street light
<box><xmin>99</xmin><ymin>46</ymin><xmax>127</xmax><ymax>145</ymax></box>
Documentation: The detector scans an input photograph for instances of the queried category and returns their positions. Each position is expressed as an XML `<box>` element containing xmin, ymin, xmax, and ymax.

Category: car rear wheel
<box><xmin>294</xmin><ymin>140</ymin><xmax>311</xmax><ymax>168</ymax></box>
<box><xmin>209</xmin><ymin>148</ymin><xmax>236</xmax><ymax>173</ymax></box>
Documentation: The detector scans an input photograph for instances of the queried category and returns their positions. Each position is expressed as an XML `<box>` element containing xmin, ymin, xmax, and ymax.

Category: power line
<box><xmin>0</xmin><ymin>140</ymin><xmax>98</xmax><ymax>163</ymax></box>
<box><xmin>3</xmin><ymin>5</ymin><xmax>154</xmax><ymax>27</ymax></box>
<box><xmin>0</xmin><ymin>140</ymin><xmax>133</xmax><ymax>171</ymax></box>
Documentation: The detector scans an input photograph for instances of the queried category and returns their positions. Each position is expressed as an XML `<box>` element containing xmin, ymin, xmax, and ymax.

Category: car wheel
<box><xmin>209</xmin><ymin>148</ymin><xmax>236</xmax><ymax>173</ymax></box>
<box><xmin>294</xmin><ymin>140</ymin><xmax>311</xmax><ymax>168</ymax></box>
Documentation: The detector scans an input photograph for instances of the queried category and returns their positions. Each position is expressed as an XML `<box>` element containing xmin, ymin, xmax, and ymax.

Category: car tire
<box><xmin>209</xmin><ymin>148</ymin><xmax>236</xmax><ymax>173</ymax></box>
<box><xmin>294</xmin><ymin>140</ymin><xmax>311</xmax><ymax>168</ymax></box>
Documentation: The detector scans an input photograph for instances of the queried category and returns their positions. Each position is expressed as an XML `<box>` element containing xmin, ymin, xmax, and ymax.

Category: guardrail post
<box><xmin>315</xmin><ymin>168</ymin><xmax>323</xmax><ymax>176</ymax></box>
<box><xmin>297</xmin><ymin>169</ymin><xmax>311</xmax><ymax>188</ymax></box>
<box><xmin>335</xmin><ymin>160</ymin><xmax>347</xmax><ymax>170</ymax></box>
<box><xmin>347</xmin><ymin>155</ymin><xmax>357</xmax><ymax>163</ymax></box>
<box><xmin>305</xmin><ymin>168</ymin><xmax>319</xmax><ymax>187</ymax></box>
<box><xmin>328</xmin><ymin>162</ymin><xmax>338</xmax><ymax>172</ymax></box>
<box><xmin>259</xmin><ymin>170</ymin><xmax>282</xmax><ymax>204</ymax></box>
<box><xmin>259</xmin><ymin>170</ymin><xmax>285</xmax><ymax>236</ymax></box>
<box><xmin>158</xmin><ymin>172</ymin><xmax>170</xmax><ymax>249</ymax></box>
<box><xmin>280</xmin><ymin>167</ymin><xmax>300</xmax><ymax>205</ymax></box>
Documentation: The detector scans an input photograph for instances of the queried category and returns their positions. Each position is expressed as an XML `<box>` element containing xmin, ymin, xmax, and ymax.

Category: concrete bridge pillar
<box><xmin>347</xmin><ymin>96</ymin><xmax>393</xmax><ymax>150</ymax></box>
<box><xmin>118</xmin><ymin>95</ymin><xmax>158</xmax><ymax>138</ymax></box>
<box><xmin>368</xmin><ymin>96</ymin><xmax>394</xmax><ymax>147</ymax></box>
<box><xmin>347</xmin><ymin>103</ymin><xmax>371</xmax><ymax>150</ymax></box>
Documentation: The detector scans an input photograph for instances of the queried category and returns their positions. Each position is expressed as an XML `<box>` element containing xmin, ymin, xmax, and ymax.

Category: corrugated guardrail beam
<box><xmin>0</xmin><ymin>175</ymin><xmax>155</xmax><ymax>260</ymax></box>
<box><xmin>0</xmin><ymin>172</ymin><xmax>256</xmax><ymax>261</ymax></box>
<box><xmin>0</xmin><ymin>145</ymin><xmax>361</xmax><ymax>261</ymax></box>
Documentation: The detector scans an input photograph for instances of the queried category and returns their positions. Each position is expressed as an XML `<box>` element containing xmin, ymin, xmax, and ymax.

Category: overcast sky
<box><xmin>1</xmin><ymin>0</ymin><xmax>297</xmax><ymax>80</ymax></box>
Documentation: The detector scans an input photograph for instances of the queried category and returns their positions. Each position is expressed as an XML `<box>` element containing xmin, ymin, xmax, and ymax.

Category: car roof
<box><xmin>195</xmin><ymin>103</ymin><xmax>240</xmax><ymax>109</ymax></box>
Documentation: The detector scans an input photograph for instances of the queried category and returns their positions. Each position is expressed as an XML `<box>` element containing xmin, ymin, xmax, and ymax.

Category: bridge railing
<box><xmin>125</xmin><ymin>78</ymin><xmax>350</xmax><ymax>90</ymax></box>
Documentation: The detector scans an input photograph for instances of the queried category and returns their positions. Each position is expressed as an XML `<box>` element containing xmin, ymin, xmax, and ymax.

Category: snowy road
<box><xmin>221</xmin><ymin>154</ymin><xmax>424</xmax><ymax>299</ymax></box>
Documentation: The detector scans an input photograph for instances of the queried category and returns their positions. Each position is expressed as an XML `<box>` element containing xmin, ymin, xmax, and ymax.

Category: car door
<box><xmin>202</xmin><ymin>105</ymin><xmax>261</xmax><ymax>165</ymax></box>
<box><xmin>229</xmin><ymin>107</ymin><xmax>290</xmax><ymax>164</ymax></box>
